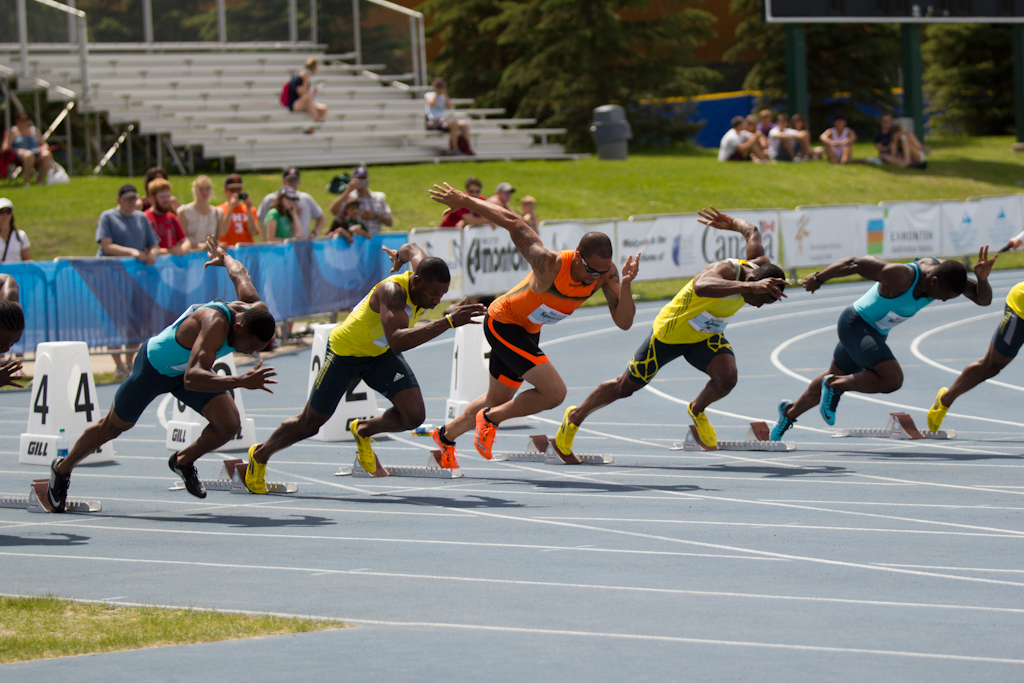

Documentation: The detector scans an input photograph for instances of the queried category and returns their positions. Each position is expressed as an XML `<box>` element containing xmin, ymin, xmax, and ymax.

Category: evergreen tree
<box><xmin>922</xmin><ymin>24</ymin><xmax>1014</xmax><ymax>136</ymax></box>
<box><xmin>422</xmin><ymin>0</ymin><xmax>717</xmax><ymax>151</ymax></box>
<box><xmin>727</xmin><ymin>0</ymin><xmax>899</xmax><ymax>135</ymax></box>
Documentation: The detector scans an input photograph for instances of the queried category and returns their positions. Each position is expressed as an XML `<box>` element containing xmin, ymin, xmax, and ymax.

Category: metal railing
<box><xmin>7</xmin><ymin>0</ymin><xmax>89</xmax><ymax>102</ymax></box>
<box><xmin>319</xmin><ymin>0</ymin><xmax>427</xmax><ymax>85</ymax></box>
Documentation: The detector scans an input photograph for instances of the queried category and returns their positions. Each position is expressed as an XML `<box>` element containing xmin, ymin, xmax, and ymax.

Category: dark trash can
<box><xmin>590</xmin><ymin>105</ymin><xmax>632</xmax><ymax>160</ymax></box>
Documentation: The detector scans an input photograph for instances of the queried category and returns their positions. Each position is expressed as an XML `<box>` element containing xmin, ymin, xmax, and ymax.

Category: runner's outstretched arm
<box><xmin>601</xmin><ymin>255</ymin><xmax>640</xmax><ymax>330</ymax></box>
<box><xmin>378</xmin><ymin>282</ymin><xmax>486</xmax><ymax>353</ymax></box>
<box><xmin>963</xmin><ymin>245</ymin><xmax>996</xmax><ymax>306</ymax></box>
<box><xmin>429</xmin><ymin>183</ymin><xmax>559</xmax><ymax>286</ymax></box>
<box><xmin>697</xmin><ymin>207</ymin><xmax>767</xmax><ymax>264</ymax></box>
<box><xmin>694</xmin><ymin>260</ymin><xmax>786</xmax><ymax>301</ymax></box>
<box><xmin>0</xmin><ymin>273</ymin><xmax>19</xmax><ymax>303</ymax></box>
<box><xmin>802</xmin><ymin>256</ymin><xmax>913</xmax><ymax>294</ymax></box>
<box><xmin>204</xmin><ymin>237</ymin><xmax>261</xmax><ymax>304</ymax></box>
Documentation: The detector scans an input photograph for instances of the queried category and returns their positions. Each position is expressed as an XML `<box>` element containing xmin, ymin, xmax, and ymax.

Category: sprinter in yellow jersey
<box><xmin>243</xmin><ymin>242</ymin><xmax>486</xmax><ymax>491</ymax></box>
<box><xmin>427</xmin><ymin>182</ymin><xmax>640</xmax><ymax>462</ymax></box>
<box><xmin>555</xmin><ymin>207</ymin><xmax>787</xmax><ymax>451</ymax></box>
<box><xmin>928</xmin><ymin>276</ymin><xmax>1020</xmax><ymax>432</ymax></box>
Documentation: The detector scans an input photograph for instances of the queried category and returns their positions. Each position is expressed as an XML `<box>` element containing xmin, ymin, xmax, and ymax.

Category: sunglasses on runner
<box><xmin>580</xmin><ymin>254</ymin><xmax>610</xmax><ymax>277</ymax></box>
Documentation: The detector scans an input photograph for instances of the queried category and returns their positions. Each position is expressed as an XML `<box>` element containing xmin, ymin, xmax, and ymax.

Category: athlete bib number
<box><xmin>687</xmin><ymin>311</ymin><xmax>730</xmax><ymax>335</ymax></box>
<box><xmin>527</xmin><ymin>303</ymin><xmax>570</xmax><ymax>326</ymax></box>
<box><xmin>874</xmin><ymin>311</ymin><xmax>911</xmax><ymax>330</ymax></box>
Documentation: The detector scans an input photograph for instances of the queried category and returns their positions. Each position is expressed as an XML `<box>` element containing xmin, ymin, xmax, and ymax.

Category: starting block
<box><xmin>832</xmin><ymin>412</ymin><xmax>955</xmax><ymax>440</ymax></box>
<box><xmin>494</xmin><ymin>434</ymin><xmax>613</xmax><ymax>465</ymax></box>
<box><xmin>335</xmin><ymin>450</ymin><xmax>463</xmax><ymax>478</ymax></box>
<box><xmin>671</xmin><ymin>422</ymin><xmax>796</xmax><ymax>452</ymax></box>
<box><xmin>169</xmin><ymin>458</ymin><xmax>298</xmax><ymax>494</ymax></box>
<box><xmin>0</xmin><ymin>480</ymin><xmax>101</xmax><ymax>513</ymax></box>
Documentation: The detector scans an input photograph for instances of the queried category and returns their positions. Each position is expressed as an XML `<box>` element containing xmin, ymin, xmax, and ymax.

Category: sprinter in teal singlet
<box><xmin>770</xmin><ymin>248</ymin><xmax>997</xmax><ymax>440</ymax></box>
<box><xmin>46</xmin><ymin>238</ymin><xmax>278</xmax><ymax>512</ymax></box>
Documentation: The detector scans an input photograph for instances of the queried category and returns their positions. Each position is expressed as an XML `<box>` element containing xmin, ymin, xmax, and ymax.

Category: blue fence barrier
<box><xmin>0</xmin><ymin>234</ymin><xmax>407</xmax><ymax>354</ymax></box>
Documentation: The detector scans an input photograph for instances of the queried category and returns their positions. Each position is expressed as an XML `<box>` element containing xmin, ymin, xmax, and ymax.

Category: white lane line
<box><xmin>770</xmin><ymin>324</ymin><xmax>1024</xmax><ymax>429</ymax></box>
<box><xmin>910</xmin><ymin>312</ymin><xmax>1024</xmax><ymax>392</ymax></box>
<box><xmin>3</xmin><ymin>557</ymin><xmax>1024</xmax><ymax>620</ymax></box>
<box><xmin>758</xmin><ymin>499</ymin><xmax>1024</xmax><ymax>511</ymax></box>
<box><xmin>875</xmin><ymin>563</ymin><xmax>1024</xmax><ymax>574</ymax></box>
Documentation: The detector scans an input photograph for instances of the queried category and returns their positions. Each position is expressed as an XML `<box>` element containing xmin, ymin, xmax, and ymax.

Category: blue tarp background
<box><xmin>0</xmin><ymin>234</ymin><xmax>406</xmax><ymax>354</ymax></box>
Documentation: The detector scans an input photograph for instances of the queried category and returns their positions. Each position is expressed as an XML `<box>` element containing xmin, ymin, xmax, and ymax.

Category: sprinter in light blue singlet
<box><xmin>770</xmin><ymin>247</ymin><xmax>998</xmax><ymax>439</ymax></box>
<box><xmin>46</xmin><ymin>238</ymin><xmax>278</xmax><ymax>512</ymax></box>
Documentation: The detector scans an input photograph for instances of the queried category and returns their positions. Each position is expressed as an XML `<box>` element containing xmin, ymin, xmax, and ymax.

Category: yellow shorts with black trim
<box><xmin>625</xmin><ymin>330</ymin><xmax>734</xmax><ymax>387</ymax></box>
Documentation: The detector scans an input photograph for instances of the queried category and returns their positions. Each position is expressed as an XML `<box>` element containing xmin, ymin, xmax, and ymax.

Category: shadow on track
<box><xmin>0</xmin><ymin>533</ymin><xmax>90</xmax><ymax>547</ymax></box>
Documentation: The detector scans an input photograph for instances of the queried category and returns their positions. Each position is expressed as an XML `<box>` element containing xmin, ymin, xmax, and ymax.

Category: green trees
<box><xmin>922</xmin><ymin>24</ymin><xmax>1014</xmax><ymax>136</ymax></box>
<box><xmin>421</xmin><ymin>0</ymin><xmax>717</xmax><ymax>151</ymax></box>
<box><xmin>727</xmin><ymin>0</ymin><xmax>899</xmax><ymax>134</ymax></box>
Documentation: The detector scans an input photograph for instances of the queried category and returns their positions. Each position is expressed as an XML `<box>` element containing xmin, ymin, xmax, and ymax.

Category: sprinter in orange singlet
<box><xmin>427</xmin><ymin>182</ymin><xmax>640</xmax><ymax>461</ymax></box>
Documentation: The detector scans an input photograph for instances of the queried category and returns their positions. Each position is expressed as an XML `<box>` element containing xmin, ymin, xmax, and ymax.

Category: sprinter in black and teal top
<box><xmin>46</xmin><ymin>238</ymin><xmax>278</xmax><ymax>512</ymax></box>
<box><xmin>770</xmin><ymin>249</ymin><xmax>997</xmax><ymax>440</ymax></box>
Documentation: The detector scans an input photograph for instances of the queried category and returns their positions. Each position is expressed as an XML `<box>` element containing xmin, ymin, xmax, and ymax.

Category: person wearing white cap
<box><xmin>488</xmin><ymin>182</ymin><xmax>515</xmax><ymax>212</ymax></box>
<box><xmin>0</xmin><ymin>198</ymin><xmax>30</xmax><ymax>263</ymax></box>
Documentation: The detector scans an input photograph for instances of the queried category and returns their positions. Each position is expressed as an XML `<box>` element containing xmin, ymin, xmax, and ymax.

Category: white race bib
<box><xmin>874</xmin><ymin>311</ymin><xmax>910</xmax><ymax>330</ymax></box>
<box><xmin>527</xmin><ymin>303</ymin><xmax>570</xmax><ymax>326</ymax></box>
<box><xmin>687</xmin><ymin>311</ymin><xmax>730</xmax><ymax>335</ymax></box>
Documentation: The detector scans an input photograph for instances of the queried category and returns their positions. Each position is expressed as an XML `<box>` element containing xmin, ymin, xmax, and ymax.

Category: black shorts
<box><xmin>308</xmin><ymin>347</ymin><xmax>419</xmax><ymax>416</ymax></box>
<box><xmin>626</xmin><ymin>330</ymin><xmax>734</xmax><ymax>386</ymax></box>
<box><xmin>992</xmin><ymin>304</ymin><xmax>1024</xmax><ymax>359</ymax></box>
<box><xmin>832</xmin><ymin>306</ymin><xmax>897</xmax><ymax>374</ymax></box>
<box><xmin>112</xmin><ymin>339</ymin><xmax>228</xmax><ymax>424</ymax></box>
<box><xmin>484</xmin><ymin>315</ymin><xmax>548</xmax><ymax>389</ymax></box>
<box><xmin>426</xmin><ymin>118</ymin><xmax>449</xmax><ymax>132</ymax></box>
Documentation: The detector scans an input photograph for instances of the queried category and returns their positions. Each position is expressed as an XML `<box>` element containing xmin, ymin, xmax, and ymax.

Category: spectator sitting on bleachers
<box><xmin>217</xmin><ymin>174</ymin><xmax>258</xmax><ymax>246</ymax></box>
<box><xmin>520</xmin><ymin>195</ymin><xmax>539</xmax><ymax>232</ymax></box>
<box><xmin>326</xmin><ymin>198</ymin><xmax>366</xmax><ymax>243</ymax></box>
<box><xmin>144</xmin><ymin>178</ymin><xmax>190</xmax><ymax>255</ymax></box>
<box><xmin>2</xmin><ymin>110</ymin><xmax>51</xmax><ymax>186</ymax></box>
<box><xmin>337</xmin><ymin>166</ymin><xmax>392</xmax><ymax>235</ymax></box>
<box><xmin>97</xmin><ymin>184</ymin><xmax>160</xmax><ymax>379</ymax></box>
<box><xmin>257</xmin><ymin>167</ymin><xmax>325</xmax><ymax>239</ymax></box>
<box><xmin>285</xmin><ymin>57</ymin><xmax>328</xmax><ymax>126</ymax></box>
<box><xmin>821</xmin><ymin>113</ymin><xmax>857</xmax><ymax>164</ymax></box>
<box><xmin>425</xmin><ymin>77</ymin><xmax>474</xmax><ymax>156</ymax></box>
<box><xmin>177</xmin><ymin>175</ymin><xmax>223</xmax><ymax>248</ymax></box>
<box><xmin>439</xmin><ymin>177</ymin><xmax>489</xmax><ymax>228</ymax></box>
<box><xmin>136</xmin><ymin>167</ymin><xmax>181</xmax><ymax>213</ymax></box>
<box><xmin>263</xmin><ymin>187</ymin><xmax>302</xmax><ymax>242</ymax></box>
<box><xmin>0</xmin><ymin>198</ymin><xmax>30</xmax><ymax>263</ymax></box>
<box><xmin>718</xmin><ymin>116</ymin><xmax>765</xmax><ymax>162</ymax></box>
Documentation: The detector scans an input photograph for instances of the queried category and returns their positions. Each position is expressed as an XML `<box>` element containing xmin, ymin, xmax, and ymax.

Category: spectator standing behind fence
<box><xmin>0</xmin><ymin>198</ymin><xmax>30</xmax><ymax>263</ymax></box>
<box><xmin>257</xmin><ymin>167</ymin><xmax>325</xmax><ymax>239</ymax></box>
<box><xmin>2</xmin><ymin>110</ymin><xmax>51</xmax><ymax>186</ymax></box>
<box><xmin>136</xmin><ymin>167</ymin><xmax>181</xmax><ymax>213</ymax></box>
<box><xmin>217</xmin><ymin>174</ymin><xmax>258</xmax><ymax>246</ymax></box>
<box><xmin>144</xmin><ymin>178</ymin><xmax>190</xmax><ymax>255</ymax></box>
<box><xmin>284</xmin><ymin>57</ymin><xmax>328</xmax><ymax>127</ymax></box>
<box><xmin>326</xmin><ymin>198</ymin><xmax>367</xmax><ymax>243</ymax></box>
<box><xmin>821</xmin><ymin>114</ymin><xmax>857</xmax><ymax>164</ymax></box>
<box><xmin>488</xmin><ymin>182</ymin><xmax>516</xmax><ymax>211</ymax></box>
<box><xmin>424</xmin><ymin>77</ymin><xmax>474</xmax><ymax>156</ymax></box>
<box><xmin>439</xmin><ymin>177</ymin><xmax>489</xmax><ymax>228</ymax></box>
<box><xmin>97</xmin><ymin>184</ymin><xmax>160</xmax><ymax>379</ymax></box>
<box><xmin>263</xmin><ymin>187</ymin><xmax>303</xmax><ymax>242</ymax></box>
<box><xmin>177</xmin><ymin>175</ymin><xmax>222</xmax><ymax>248</ymax></box>
<box><xmin>337</xmin><ymin>166</ymin><xmax>392</xmax><ymax>235</ymax></box>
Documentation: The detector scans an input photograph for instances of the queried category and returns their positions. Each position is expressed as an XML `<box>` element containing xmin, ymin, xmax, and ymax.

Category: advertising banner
<box><xmin>409</xmin><ymin>228</ymin><xmax>465</xmax><ymax>300</ymax></box>
<box><xmin>874</xmin><ymin>202</ymin><xmax>943</xmax><ymax>258</ymax></box>
<box><xmin>780</xmin><ymin>205</ymin><xmax>866</xmax><ymax>268</ymax></box>
<box><xmin>539</xmin><ymin>220</ymin><xmax>618</xmax><ymax>263</ymax></box>
<box><xmin>461</xmin><ymin>225</ymin><xmax>533</xmax><ymax>295</ymax></box>
<box><xmin>942</xmin><ymin>195</ymin><xmax>1023</xmax><ymax>254</ymax></box>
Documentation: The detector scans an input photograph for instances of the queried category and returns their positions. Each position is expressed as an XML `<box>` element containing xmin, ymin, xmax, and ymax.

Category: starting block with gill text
<box><xmin>672</xmin><ymin>422</ymin><xmax>796</xmax><ymax>452</ymax></box>
<box><xmin>165</xmin><ymin>353</ymin><xmax>257</xmax><ymax>452</ymax></box>
<box><xmin>494</xmin><ymin>434</ymin><xmax>613</xmax><ymax>465</ymax></box>
<box><xmin>306</xmin><ymin>323</ymin><xmax>381</xmax><ymax>441</ymax></box>
<box><xmin>0</xmin><ymin>480</ymin><xmax>101</xmax><ymax>513</ymax></box>
<box><xmin>445</xmin><ymin>323</ymin><xmax>527</xmax><ymax>428</ymax></box>
<box><xmin>336</xmin><ymin>450</ymin><xmax>463</xmax><ymax>478</ymax></box>
<box><xmin>168</xmin><ymin>458</ymin><xmax>297</xmax><ymax>494</ymax></box>
<box><xmin>20</xmin><ymin>342</ymin><xmax>113</xmax><ymax>466</ymax></box>
<box><xmin>832</xmin><ymin>412</ymin><xmax>955</xmax><ymax>440</ymax></box>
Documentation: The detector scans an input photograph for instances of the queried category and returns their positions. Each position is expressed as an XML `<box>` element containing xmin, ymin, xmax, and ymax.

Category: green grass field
<box><xmin>0</xmin><ymin>595</ymin><xmax>348</xmax><ymax>663</ymax></box>
<box><xmin>3</xmin><ymin>137</ymin><xmax>1023</xmax><ymax>262</ymax></box>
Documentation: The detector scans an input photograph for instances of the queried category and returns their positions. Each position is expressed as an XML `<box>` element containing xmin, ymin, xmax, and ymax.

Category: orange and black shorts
<box><xmin>484</xmin><ymin>315</ymin><xmax>549</xmax><ymax>389</ymax></box>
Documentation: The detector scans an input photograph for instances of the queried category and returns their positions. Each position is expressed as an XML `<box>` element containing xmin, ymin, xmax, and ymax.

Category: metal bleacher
<box><xmin>1</xmin><ymin>49</ymin><xmax>575</xmax><ymax>171</ymax></box>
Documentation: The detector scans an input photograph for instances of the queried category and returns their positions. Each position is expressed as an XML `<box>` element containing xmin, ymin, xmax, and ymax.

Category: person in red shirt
<box><xmin>217</xmin><ymin>174</ymin><xmax>258</xmax><ymax>246</ymax></box>
<box><xmin>438</xmin><ymin>176</ymin><xmax>489</xmax><ymax>228</ymax></box>
<box><xmin>144</xmin><ymin>178</ymin><xmax>190</xmax><ymax>255</ymax></box>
